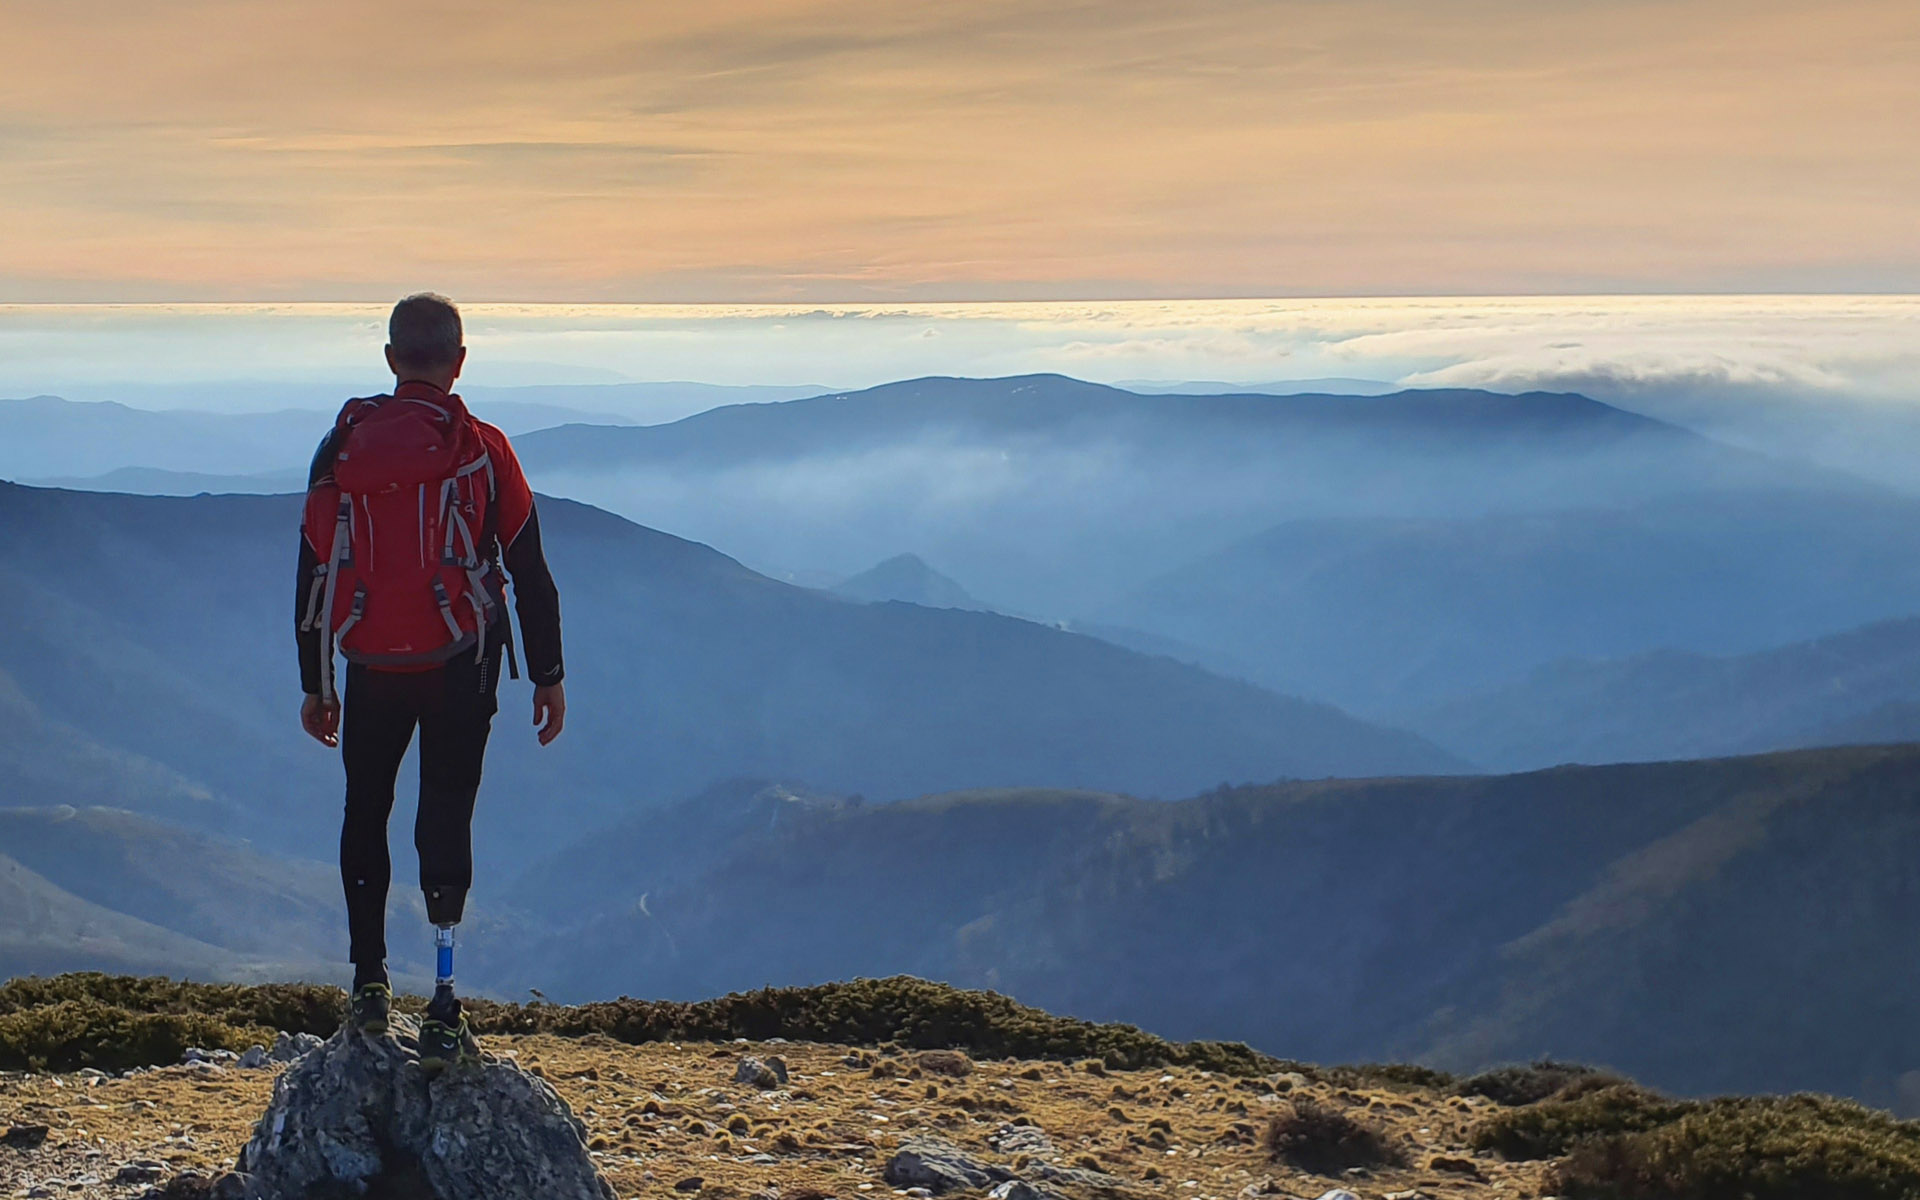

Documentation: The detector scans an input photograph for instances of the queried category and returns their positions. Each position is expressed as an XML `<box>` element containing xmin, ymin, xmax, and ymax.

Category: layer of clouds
<box><xmin>1</xmin><ymin>0</ymin><xmax>1916</xmax><ymax>298</ymax></box>
<box><xmin>5</xmin><ymin>295</ymin><xmax>1916</xmax><ymax>394</ymax></box>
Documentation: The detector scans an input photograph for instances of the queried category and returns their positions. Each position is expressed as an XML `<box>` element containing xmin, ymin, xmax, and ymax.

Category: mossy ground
<box><xmin>6</xmin><ymin>977</ymin><xmax>1920</xmax><ymax>1200</ymax></box>
<box><xmin>0</xmin><ymin>974</ymin><xmax>1273</xmax><ymax>1076</ymax></box>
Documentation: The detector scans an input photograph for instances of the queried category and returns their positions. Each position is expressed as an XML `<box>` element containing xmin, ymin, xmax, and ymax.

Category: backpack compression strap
<box><xmin>313</xmin><ymin>495</ymin><xmax>354</xmax><ymax>706</ymax></box>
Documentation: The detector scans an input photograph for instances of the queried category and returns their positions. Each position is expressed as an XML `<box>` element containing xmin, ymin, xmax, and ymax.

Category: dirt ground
<box><xmin>1</xmin><ymin>1035</ymin><xmax>1551</xmax><ymax>1199</ymax></box>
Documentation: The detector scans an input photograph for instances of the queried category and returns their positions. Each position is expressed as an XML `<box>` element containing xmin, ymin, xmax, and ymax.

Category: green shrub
<box><xmin>1473</xmin><ymin>1082</ymin><xmax>1695</xmax><ymax>1160</ymax></box>
<box><xmin>1263</xmin><ymin>1097</ymin><xmax>1405</xmax><ymax>1175</ymax></box>
<box><xmin>0</xmin><ymin>1000</ymin><xmax>270</xmax><ymax>1073</ymax></box>
<box><xmin>0</xmin><ymin>973</ymin><xmax>343</xmax><ymax>1036</ymax></box>
<box><xmin>1457</xmin><ymin>1059</ymin><xmax>1624</xmax><ymax>1107</ymax></box>
<box><xmin>1323</xmin><ymin>1062</ymin><xmax>1456</xmax><ymax>1092</ymax></box>
<box><xmin>0</xmin><ymin>973</ymin><xmax>1278</xmax><ymax>1075</ymax></box>
<box><xmin>1546</xmin><ymin>1094</ymin><xmax>1920</xmax><ymax>1200</ymax></box>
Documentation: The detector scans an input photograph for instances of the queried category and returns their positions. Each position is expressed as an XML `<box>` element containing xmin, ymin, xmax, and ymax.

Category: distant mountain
<box><xmin>0</xmin><ymin>481</ymin><xmax>1459</xmax><ymax>874</ymax></box>
<box><xmin>519</xmin><ymin>374</ymin><xmax>1704</xmax><ymax>466</ymax></box>
<box><xmin>832</xmin><ymin>553</ymin><xmax>987</xmax><ymax>610</ymax></box>
<box><xmin>0</xmin><ymin>850</ymin><xmax>238</xmax><ymax>980</ymax></box>
<box><xmin>462</xmin><ymin>381</ymin><xmax>832</xmax><ymax>425</ymax></box>
<box><xmin>1402</xmin><ymin>615</ymin><xmax>1920</xmax><ymax>771</ymax></box>
<box><xmin>22</xmin><ymin>465</ymin><xmax>309</xmax><ymax>496</ymax></box>
<box><xmin>0</xmin><ymin>806</ymin><xmax>342</xmax><ymax>969</ymax></box>
<box><xmin>0</xmin><ymin>393</ymin><xmax>635</xmax><ymax>484</ymax></box>
<box><xmin>0</xmin><ymin>664</ymin><xmax>239</xmax><ymax>833</ymax></box>
<box><xmin>1108</xmin><ymin>492</ymin><xmax>1920</xmax><ymax>715</ymax></box>
<box><xmin>13</xmin><ymin>740</ymin><xmax>1920</xmax><ymax>1106</ymax></box>
<box><xmin>0</xmin><ymin>805</ymin><xmax>497</xmax><ymax>988</ymax></box>
<box><xmin>515</xmin><ymin>373</ymin><xmax>1794</xmax><ymax>616</ymax></box>
<box><xmin>506</xmin><ymin>744</ymin><xmax>1920</xmax><ymax>1106</ymax></box>
<box><xmin>1119</xmin><ymin>377</ymin><xmax>1399</xmax><ymax>396</ymax></box>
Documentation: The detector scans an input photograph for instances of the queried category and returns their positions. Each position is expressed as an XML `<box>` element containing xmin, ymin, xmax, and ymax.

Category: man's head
<box><xmin>385</xmin><ymin>292</ymin><xmax>467</xmax><ymax>388</ymax></box>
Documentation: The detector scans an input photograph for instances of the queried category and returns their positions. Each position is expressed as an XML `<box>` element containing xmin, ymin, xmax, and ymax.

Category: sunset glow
<box><xmin>4</xmin><ymin>0</ymin><xmax>1916</xmax><ymax>300</ymax></box>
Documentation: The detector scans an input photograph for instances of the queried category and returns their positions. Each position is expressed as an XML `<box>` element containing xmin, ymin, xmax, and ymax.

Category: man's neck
<box><xmin>395</xmin><ymin>376</ymin><xmax>454</xmax><ymax>394</ymax></box>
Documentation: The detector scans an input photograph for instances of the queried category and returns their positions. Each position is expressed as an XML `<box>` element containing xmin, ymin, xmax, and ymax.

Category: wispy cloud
<box><xmin>1</xmin><ymin>0</ymin><xmax>1916</xmax><ymax>301</ymax></box>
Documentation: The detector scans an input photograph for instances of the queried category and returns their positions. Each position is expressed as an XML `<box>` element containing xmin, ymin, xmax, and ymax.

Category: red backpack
<box><xmin>299</xmin><ymin>391</ymin><xmax>513</xmax><ymax>702</ymax></box>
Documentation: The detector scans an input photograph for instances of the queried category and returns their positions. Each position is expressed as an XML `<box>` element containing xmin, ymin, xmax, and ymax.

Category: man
<box><xmin>296</xmin><ymin>292</ymin><xmax>566</xmax><ymax>1071</ymax></box>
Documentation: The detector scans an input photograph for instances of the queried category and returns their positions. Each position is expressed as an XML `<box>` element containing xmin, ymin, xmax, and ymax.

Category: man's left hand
<box><xmin>533</xmin><ymin>682</ymin><xmax>566</xmax><ymax>746</ymax></box>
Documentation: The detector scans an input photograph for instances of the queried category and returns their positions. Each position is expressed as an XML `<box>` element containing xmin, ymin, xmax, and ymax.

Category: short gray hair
<box><xmin>388</xmin><ymin>292</ymin><xmax>463</xmax><ymax>372</ymax></box>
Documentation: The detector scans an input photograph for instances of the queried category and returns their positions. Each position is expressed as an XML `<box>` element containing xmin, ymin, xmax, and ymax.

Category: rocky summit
<box><xmin>1</xmin><ymin>1028</ymin><xmax>1552</xmax><ymax>1200</ymax></box>
<box><xmin>219</xmin><ymin>1015</ymin><xmax>611</xmax><ymax>1200</ymax></box>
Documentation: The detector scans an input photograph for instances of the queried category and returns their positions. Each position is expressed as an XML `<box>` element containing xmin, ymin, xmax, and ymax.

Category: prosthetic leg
<box><xmin>433</xmin><ymin>924</ymin><xmax>457</xmax><ymax>1009</ymax></box>
<box><xmin>419</xmin><ymin>888</ymin><xmax>473</xmax><ymax>1072</ymax></box>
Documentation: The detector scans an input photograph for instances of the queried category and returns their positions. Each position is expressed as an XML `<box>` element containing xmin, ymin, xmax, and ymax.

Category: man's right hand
<box><xmin>302</xmin><ymin>693</ymin><xmax>340</xmax><ymax>748</ymax></box>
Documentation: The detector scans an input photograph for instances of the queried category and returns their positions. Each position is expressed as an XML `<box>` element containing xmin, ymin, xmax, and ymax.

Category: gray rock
<box><xmin>1313</xmin><ymin>1192</ymin><xmax>1362</xmax><ymax>1200</ymax></box>
<box><xmin>113</xmin><ymin>1162</ymin><xmax>165</xmax><ymax>1184</ymax></box>
<box><xmin>987</xmin><ymin>1123</ymin><xmax>1055</xmax><ymax>1156</ymax></box>
<box><xmin>225</xmin><ymin>1014</ymin><xmax>616</xmax><ymax>1200</ymax></box>
<box><xmin>990</xmin><ymin>1183</ymin><xmax>1065</xmax><ymax>1200</ymax></box>
<box><xmin>237</xmin><ymin>1046</ymin><xmax>269</xmax><ymax>1071</ymax></box>
<box><xmin>269</xmin><ymin>1031</ymin><xmax>324</xmax><ymax>1064</ymax></box>
<box><xmin>1030</xmin><ymin>1163</ymin><xmax>1131</xmax><ymax>1193</ymax></box>
<box><xmin>3</xmin><ymin>1123</ymin><xmax>50</xmax><ymax>1148</ymax></box>
<box><xmin>883</xmin><ymin>1136</ymin><xmax>1012</xmax><ymax>1193</ymax></box>
<box><xmin>734</xmin><ymin>1056</ymin><xmax>787</xmax><ymax>1088</ymax></box>
<box><xmin>182</xmin><ymin>1047</ymin><xmax>239</xmax><ymax>1064</ymax></box>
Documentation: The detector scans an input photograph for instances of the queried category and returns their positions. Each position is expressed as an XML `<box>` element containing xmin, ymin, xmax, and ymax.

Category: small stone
<box><xmin>675</xmin><ymin>1177</ymin><xmax>706</xmax><ymax>1192</ymax></box>
<box><xmin>237</xmin><ymin>1046</ymin><xmax>269</xmax><ymax>1070</ymax></box>
<box><xmin>735</xmin><ymin>1057</ymin><xmax>785</xmax><ymax>1089</ymax></box>
<box><xmin>3</xmin><ymin>1124</ymin><xmax>50</xmax><ymax>1149</ymax></box>
<box><xmin>1427</xmin><ymin>1155</ymin><xmax>1479</xmax><ymax>1176</ymax></box>
<box><xmin>114</xmin><ymin>1163</ymin><xmax>165</xmax><ymax>1184</ymax></box>
<box><xmin>987</xmin><ymin>1124</ymin><xmax>1054</xmax><ymax>1156</ymax></box>
<box><xmin>1312</xmin><ymin>1191</ymin><xmax>1362</xmax><ymax>1200</ymax></box>
<box><xmin>988</xmin><ymin>1184</ymin><xmax>1062</xmax><ymax>1200</ymax></box>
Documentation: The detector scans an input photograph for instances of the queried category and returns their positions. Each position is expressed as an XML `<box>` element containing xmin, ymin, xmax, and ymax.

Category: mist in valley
<box><xmin>9</xmin><ymin>299</ymin><xmax>1920</xmax><ymax>1103</ymax></box>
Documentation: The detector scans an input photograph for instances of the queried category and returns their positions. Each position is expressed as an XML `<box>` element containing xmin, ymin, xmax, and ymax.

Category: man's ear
<box><xmin>385</xmin><ymin>344</ymin><xmax>400</xmax><ymax>375</ymax></box>
<box><xmin>450</xmin><ymin>346</ymin><xmax>467</xmax><ymax>382</ymax></box>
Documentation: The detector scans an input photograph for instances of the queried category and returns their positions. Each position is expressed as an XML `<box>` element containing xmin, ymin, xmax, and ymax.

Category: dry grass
<box><xmin>0</xmin><ymin>1034</ymin><xmax>1545</xmax><ymax>1200</ymax></box>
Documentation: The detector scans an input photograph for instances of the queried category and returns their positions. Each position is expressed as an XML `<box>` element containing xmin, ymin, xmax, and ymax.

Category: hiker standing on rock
<box><xmin>295</xmin><ymin>292</ymin><xmax>567</xmax><ymax>1070</ymax></box>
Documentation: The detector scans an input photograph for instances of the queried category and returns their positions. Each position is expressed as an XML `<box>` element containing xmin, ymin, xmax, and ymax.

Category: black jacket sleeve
<box><xmin>297</xmin><ymin>534</ymin><xmax>325</xmax><ymax>694</ymax></box>
<box><xmin>295</xmin><ymin>431</ymin><xmax>337</xmax><ymax>696</ymax></box>
<box><xmin>500</xmin><ymin>502</ymin><xmax>565</xmax><ymax>686</ymax></box>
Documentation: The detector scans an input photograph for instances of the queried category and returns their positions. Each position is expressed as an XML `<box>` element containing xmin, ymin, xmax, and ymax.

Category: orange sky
<box><xmin>2</xmin><ymin>0</ymin><xmax>1915</xmax><ymax>300</ymax></box>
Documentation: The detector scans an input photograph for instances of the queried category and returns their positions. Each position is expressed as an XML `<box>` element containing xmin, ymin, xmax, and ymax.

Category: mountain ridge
<box><xmin>1407</xmin><ymin>612</ymin><xmax>1920</xmax><ymax>769</ymax></box>
<box><xmin>0</xmin><ymin>479</ymin><xmax>1461</xmax><ymax>870</ymax></box>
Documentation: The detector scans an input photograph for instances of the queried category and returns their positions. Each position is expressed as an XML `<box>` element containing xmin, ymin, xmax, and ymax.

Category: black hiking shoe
<box><xmin>349</xmin><ymin>983</ymin><xmax>392</xmax><ymax>1036</ymax></box>
<box><xmin>418</xmin><ymin>1013</ymin><xmax>479</xmax><ymax>1075</ymax></box>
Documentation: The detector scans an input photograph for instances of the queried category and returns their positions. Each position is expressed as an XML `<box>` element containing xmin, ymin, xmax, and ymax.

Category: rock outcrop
<box><xmin>882</xmin><ymin>1134</ymin><xmax>1132</xmax><ymax>1199</ymax></box>
<box><xmin>214</xmin><ymin>1015</ymin><xmax>615</xmax><ymax>1200</ymax></box>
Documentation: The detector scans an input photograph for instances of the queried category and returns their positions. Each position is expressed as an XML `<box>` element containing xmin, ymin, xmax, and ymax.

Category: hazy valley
<box><xmin>8</xmin><ymin>372</ymin><xmax>1920</xmax><ymax>1116</ymax></box>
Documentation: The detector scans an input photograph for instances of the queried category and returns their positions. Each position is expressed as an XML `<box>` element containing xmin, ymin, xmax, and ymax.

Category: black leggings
<box><xmin>339</xmin><ymin>643</ymin><xmax>501</xmax><ymax>968</ymax></box>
